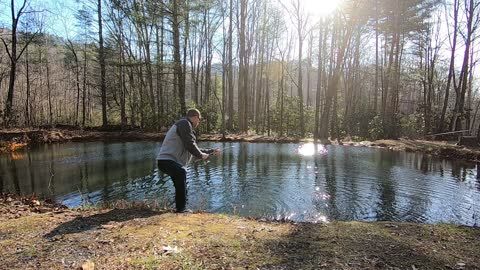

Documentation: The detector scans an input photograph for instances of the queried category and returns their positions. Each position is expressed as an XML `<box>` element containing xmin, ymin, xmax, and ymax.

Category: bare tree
<box><xmin>97</xmin><ymin>0</ymin><xmax>108</xmax><ymax>127</ymax></box>
<box><xmin>1</xmin><ymin>0</ymin><xmax>39</xmax><ymax>126</ymax></box>
<box><xmin>280</xmin><ymin>0</ymin><xmax>309</xmax><ymax>137</ymax></box>
<box><xmin>238</xmin><ymin>0</ymin><xmax>248</xmax><ymax>133</ymax></box>
<box><xmin>452</xmin><ymin>0</ymin><xmax>480</xmax><ymax>132</ymax></box>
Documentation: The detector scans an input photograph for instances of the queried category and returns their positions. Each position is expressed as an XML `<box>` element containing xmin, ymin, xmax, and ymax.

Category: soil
<box><xmin>1</xmin><ymin>194</ymin><xmax>479</xmax><ymax>270</ymax></box>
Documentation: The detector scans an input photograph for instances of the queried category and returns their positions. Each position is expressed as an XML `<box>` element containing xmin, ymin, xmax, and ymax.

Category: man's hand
<box><xmin>201</xmin><ymin>153</ymin><xmax>209</xmax><ymax>160</ymax></box>
<box><xmin>212</xmin><ymin>148</ymin><xmax>221</xmax><ymax>155</ymax></box>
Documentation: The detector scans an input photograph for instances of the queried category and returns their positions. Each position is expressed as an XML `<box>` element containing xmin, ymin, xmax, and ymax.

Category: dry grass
<box><xmin>1</xmin><ymin>195</ymin><xmax>479</xmax><ymax>269</ymax></box>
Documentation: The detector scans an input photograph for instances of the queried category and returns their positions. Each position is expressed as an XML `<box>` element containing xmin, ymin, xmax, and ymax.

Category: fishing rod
<box><xmin>210</xmin><ymin>145</ymin><xmax>235</xmax><ymax>154</ymax></box>
<box><xmin>193</xmin><ymin>145</ymin><xmax>234</xmax><ymax>163</ymax></box>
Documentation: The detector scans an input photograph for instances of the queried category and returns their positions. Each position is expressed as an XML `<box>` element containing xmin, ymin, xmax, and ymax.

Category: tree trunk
<box><xmin>155</xmin><ymin>24</ymin><xmax>162</xmax><ymax>130</ymax></box>
<box><xmin>440</xmin><ymin>0</ymin><xmax>459</xmax><ymax>132</ymax></box>
<box><xmin>183</xmin><ymin>2</ymin><xmax>189</xmax><ymax>109</ymax></box>
<box><xmin>319</xmin><ymin>15</ymin><xmax>352</xmax><ymax>140</ymax></box>
<box><xmin>120</xmin><ymin>22</ymin><xmax>127</xmax><ymax>129</ymax></box>
<box><xmin>238</xmin><ymin>0</ymin><xmax>248</xmax><ymax>133</ymax></box>
<box><xmin>296</xmin><ymin>4</ymin><xmax>305</xmax><ymax>137</ymax></box>
<box><xmin>172</xmin><ymin>0</ymin><xmax>186</xmax><ymax>115</ymax></box>
<box><xmin>45</xmin><ymin>39</ymin><xmax>53</xmax><ymax>126</ymax></box>
<box><xmin>24</xmin><ymin>44</ymin><xmax>30</xmax><ymax>127</ymax></box>
<box><xmin>227</xmin><ymin>0</ymin><xmax>234</xmax><ymax>131</ymax></box>
<box><xmin>255</xmin><ymin>3</ymin><xmax>267</xmax><ymax>133</ymax></box>
<box><xmin>82</xmin><ymin>39</ymin><xmax>88</xmax><ymax>127</ymax></box>
<box><xmin>452</xmin><ymin>0</ymin><xmax>474</xmax><ymax>132</ymax></box>
<box><xmin>314</xmin><ymin>21</ymin><xmax>324</xmax><ymax>140</ymax></box>
<box><xmin>98</xmin><ymin>0</ymin><xmax>108</xmax><ymax>127</ymax></box>
<box><xmin>4</xmin><ymin>0</ymin><xmax>28</xmax><ymax>126</ymax></box>
<box><xmin>306</xmin><ymin>33</ymin><xmax>313</xmax><ymax>107</ymax></box>
<box><xmin>374</xmin><ymin>0</ymin><xmax>379</xmax><ymax>113</ymax></box>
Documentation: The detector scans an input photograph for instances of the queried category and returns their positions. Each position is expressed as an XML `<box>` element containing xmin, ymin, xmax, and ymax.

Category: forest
<box><xmin>0</xmin><ymin>0</ymin><xmax>479</xmax><ymax>141</ymax></box>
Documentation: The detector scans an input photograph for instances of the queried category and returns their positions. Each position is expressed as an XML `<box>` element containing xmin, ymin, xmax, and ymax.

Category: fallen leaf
<box><xmin>162</xmin><ymin>245</ymin><xmax>181</xmax><ymax>255</ymax></box>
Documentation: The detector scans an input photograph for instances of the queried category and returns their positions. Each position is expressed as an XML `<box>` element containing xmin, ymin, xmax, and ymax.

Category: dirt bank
<box><xmin>0</xmin><ymin>129</ymin><xmax>165</xmax><ymax>154</ymax></box>
<box><xmin>2</xmin><ymin>129</ymin><xmax>480</xmax><ymax>162</ymax></box>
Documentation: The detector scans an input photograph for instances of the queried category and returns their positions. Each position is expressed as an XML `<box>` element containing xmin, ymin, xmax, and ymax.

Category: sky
<box><xmin>0</xmin><ymin>0</ymin><xmax>477</xmax><ymax>81</ymax></box>
<box><xmin>0</xmin><ymin>0</ymin><xmax>344</xmax><ymax>37</ymax></box>
<box><xmin>0</xmin><ymin>0</ymin><xmax>85</xmax><ymax>39</ymax></box>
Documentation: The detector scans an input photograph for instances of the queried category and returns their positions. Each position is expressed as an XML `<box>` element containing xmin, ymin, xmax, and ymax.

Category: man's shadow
<box><xmin>44</xmin><ymin>208</ymin><xmax>167</xmax><ymax>239</ymax></box>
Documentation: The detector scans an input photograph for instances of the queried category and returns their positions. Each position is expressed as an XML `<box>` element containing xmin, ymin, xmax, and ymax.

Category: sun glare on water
<box><xmin>303</xmin><ymin>0</ymin><xmax>343</xmax><ymax>17</ymax></box>
<box><xmin>298</xmin><ymin>143</ymin><xmax>328</xmax><ymax>156</ymax></box>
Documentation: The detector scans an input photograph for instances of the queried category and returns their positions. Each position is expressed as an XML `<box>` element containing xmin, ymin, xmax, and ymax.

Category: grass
<box><xmin>1</xmin><ymin>197</ymin><xmax>479</xmax><ymax>270</ymax></box>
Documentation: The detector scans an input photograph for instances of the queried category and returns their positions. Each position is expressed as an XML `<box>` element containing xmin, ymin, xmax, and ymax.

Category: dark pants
<box><xmin>157</xmin><ymin>160</ymin><xmax>188</xmax><ymax>212</ymax></box>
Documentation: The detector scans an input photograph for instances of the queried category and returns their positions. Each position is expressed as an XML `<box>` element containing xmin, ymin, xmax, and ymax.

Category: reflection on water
<box><xmin>0</xmin><ymin>141</ymin><xmax>479</xmax><ymax>226</ymax></box>
<box><xmin>298</xmin><ymin>143</ymin><xmax>327</xmax><ymax>156</ymax></box>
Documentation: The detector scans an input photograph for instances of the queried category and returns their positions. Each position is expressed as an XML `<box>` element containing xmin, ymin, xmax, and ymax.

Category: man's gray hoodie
<box><xmin>157</xmin><ymin>118</ymin><xmax>213</xmax><ymax>167</ymax></box>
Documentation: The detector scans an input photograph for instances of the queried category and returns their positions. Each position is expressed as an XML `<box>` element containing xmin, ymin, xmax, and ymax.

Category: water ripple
<box><xmin>1</xmin><ymin>141</ymin><xmax>479</xmax><ymax>226</ymax></box>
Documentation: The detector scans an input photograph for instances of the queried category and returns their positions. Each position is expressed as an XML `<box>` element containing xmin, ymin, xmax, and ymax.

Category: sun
<box><xmin>303</xmin><ymin>0</ymin><xmax>343</xmax><ymax>18</ymax></box>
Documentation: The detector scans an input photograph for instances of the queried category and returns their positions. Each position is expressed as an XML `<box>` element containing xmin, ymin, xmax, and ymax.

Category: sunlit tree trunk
<box><xmin>255</xmin><ymin>3</ymin><xmax>267</xmax><ymax>133</ymax></box>
<box><xmin>314</xmin><ymin>20</ymin><xmax>325</xmax><ymax>140</ymax></box>
<box><xmin>440</xmin><ymin>0</ymin><xmax>459</xmax><ymax>133</ymax></box>
<box><xmin>238</xmin><ymin>0</ymin><xmax>248</xmax><ymax>133</ymax></box>
<box><xmin>227</xmin><ymin>0</ymin><xmax>234</xmax><ymax>131</ymax></box>
<box><xmin>24</xmin><ymin>44</ymin><xmax>30</xmax><ymax>127</ymax></box>
<box><xmin>119</xmin><ymin>21</ymin><xmax>127</xmax><ymax>129</ymax></box>
<box><xmin>97</xmin><ymin>0</ymin><xmax>108</xmax><ymax>127</ymax></box>
<box><xmin>452</xmin><ymin>0</ymin><xmax>476</xmax><ymax>132</ymax></box>
<box><xmin>294</xmin><ymin>0</ymin><xmax>306</xmax><ymax>137</ymax></box>
<box><xmin>172</xmin><ymin>0</ymin><xmax>186</xmax><ymax>115</ymax></box>
<box><xmin>374</xmin><ymin>0</ymin><xmax>379</xmax><ymax>113</ymax></box>
<box><xmin>319</xmin><ymin>13</ymin><xmax>353</xmax><ymax>140</ymax></box>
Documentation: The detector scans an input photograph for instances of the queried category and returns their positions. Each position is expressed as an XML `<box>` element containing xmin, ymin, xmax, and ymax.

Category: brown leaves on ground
<box><xmin>0</xmin><ymin>193</ymin><xmax>67</xmax><ymax>220</ymax></box>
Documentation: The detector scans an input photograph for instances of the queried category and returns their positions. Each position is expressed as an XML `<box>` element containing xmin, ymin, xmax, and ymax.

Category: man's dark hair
<box><xmin>186</xmin><ymin>108</ymin><xmax>201</xmax><ymax>118</ymax></box>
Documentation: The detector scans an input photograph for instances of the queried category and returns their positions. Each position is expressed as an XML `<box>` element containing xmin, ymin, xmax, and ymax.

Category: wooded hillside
<box><xmin>1</xmin><ymin>0</ymin><xmax>479</xmax><ymax>141</ymax></box>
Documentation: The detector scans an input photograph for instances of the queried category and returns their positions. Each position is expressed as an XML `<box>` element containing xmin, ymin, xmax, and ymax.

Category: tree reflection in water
<box><xmin>0</xmin><ymin>141</ymin><xmax>478</xmax><ymax>226</ymax></box>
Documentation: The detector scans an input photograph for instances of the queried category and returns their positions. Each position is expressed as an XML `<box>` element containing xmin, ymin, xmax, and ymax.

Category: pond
<box><xmin>1</xmin><ymin>141</ymin><xmax>479</xmax><ymax>226</ymax></box>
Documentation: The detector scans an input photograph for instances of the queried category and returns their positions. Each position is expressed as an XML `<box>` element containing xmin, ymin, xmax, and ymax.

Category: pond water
<box><xmin>1</xmin><ymin>141</ymin><xmax>479</xmax><ymax>226</ymax></box>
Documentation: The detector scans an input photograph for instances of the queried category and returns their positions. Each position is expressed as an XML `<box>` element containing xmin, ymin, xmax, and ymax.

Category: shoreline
<box><xmin>2</xmin><ymin>129</ymin><xmax>480</xmax><ymax>162</ymax></box>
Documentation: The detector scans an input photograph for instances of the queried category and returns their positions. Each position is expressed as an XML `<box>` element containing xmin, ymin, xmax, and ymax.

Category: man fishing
<box><xmin>157</xmin><ymin>108</ymin><xmax>220</xmax><ymax>213</ymax></box>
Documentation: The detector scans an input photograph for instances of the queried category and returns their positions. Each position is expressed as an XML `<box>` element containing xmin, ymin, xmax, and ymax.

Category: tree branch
<box><xmin>0</xmin><ymin>37</ymin><xmax>13</xmax><ymax>61</ymax></box>
<box><xmin>16</xmin><ymin>0</ymin><xmax>29</xmax><ymax>20</ymax></box>
<box><xmin>15</xmin><ymin>30</ymin><xmax>39</xmax><ymax>61</ymax></box>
